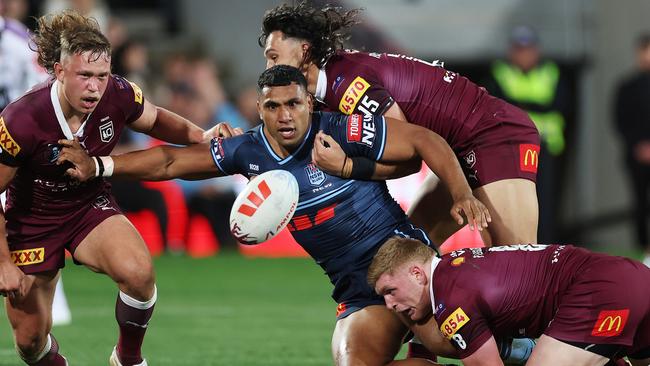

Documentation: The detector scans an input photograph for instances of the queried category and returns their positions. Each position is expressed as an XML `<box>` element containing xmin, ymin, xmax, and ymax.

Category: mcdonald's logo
<box><xmin>591</xmin><ymin>309</ymin><xmax>629</xmax><ymax>337</ymax></box>
<box><xmin>519</xmin><ymin>144</ymin><xmax>540</xmax><ymax>173</ymax></box>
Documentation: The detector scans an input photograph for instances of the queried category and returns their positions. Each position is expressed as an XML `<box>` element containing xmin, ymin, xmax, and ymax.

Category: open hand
<box><xmin>450</xmin><ymin>194</ymin><xmax>491</xmax><ymax>231</ymax></box>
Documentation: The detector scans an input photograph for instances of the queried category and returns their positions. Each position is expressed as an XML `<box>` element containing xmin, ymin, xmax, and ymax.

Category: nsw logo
<box><xmin>99</xmin><ymin>119</ymin><xmax>114</xmax><ymax>143</ymax></box>
<box><xmin>305</xmin><ymin>163</ymin><xmax>325</xmax><ymax>186</ymax></box>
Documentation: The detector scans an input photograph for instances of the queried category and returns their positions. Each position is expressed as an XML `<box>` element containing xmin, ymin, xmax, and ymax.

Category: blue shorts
<box><xmin>333</xmin><ymin>221</ymin><xmax>434</xmax><ymax>320</ymax></box>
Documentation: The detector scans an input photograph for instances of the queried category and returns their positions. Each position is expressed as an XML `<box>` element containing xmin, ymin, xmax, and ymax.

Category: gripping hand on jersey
<box><xmin>312</xmin><ymin>131</ymin><xmax>347</xmax><ymax>175</ymax></box>
<box><xmin>203</xmin><ymin>122</ymin><xmax>244</xmax><ymax>142</ymax></box>
<box><xmin>56</xmin><ymin>138</ymin><xmax>96</xmax><ymax>182</ymax></box>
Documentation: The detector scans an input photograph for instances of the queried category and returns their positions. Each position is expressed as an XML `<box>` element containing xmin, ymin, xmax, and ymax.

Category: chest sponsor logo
<box><xmin>289</xmin><ymin>203</ymin><xmax>337</xmax><ymax>231</ymax></box>
<box><xmin>129</xmin><ymin>81</ymin><xmax>143</xmax><ymax>104</ymax></box>
<box><xmin>519</xmin><ymin>144</ymin><xmax>540</xmax><ymax>173</ymax></box>
<box><xmin>305</xmin><ymin>163</ymin><xmax>326</xmax><ymax>186</ymax></box>
<box><xmin>440</xmin><ymin>307</ymin><xmax>470</xmax><ymax>339</ymax></box>
<box><xmin>339</xmin><ymin>76</ymin><xmax>370</xmax><ymax>114</ymax></box>
<box><xmin>346</xmin><ymin>114</ymin><xmax>376</xmax><ymax>147</ymax></box>
<box><xmin>11</xmin><ymin>248</ymin><xmax>45</xmax><ymax>266</ymax></box>
<box><xmin>591</xmin><ymin>309</ymin><xmax>629</xmax><ymax>337</ymax></box>
<box><xmin>0</xmin><ymin>117</ymin><xmax>20</xmax><ymax>156</ymax></box>
<box><xmin>99</xmin><ymin>119</ymin><xmax>114</xmax><ymax>143</ymax></box>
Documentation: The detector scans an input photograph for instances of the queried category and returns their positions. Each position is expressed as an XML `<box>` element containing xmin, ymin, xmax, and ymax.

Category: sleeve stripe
<box><xmin>209</xmin><ymin>139</ymin><xmax>229</xmax><ymax>175</ymax></box>
<box><xmin>375</xmin><ymin>116</ymin><xmax>387</xmax><ymax>161</ymax></box>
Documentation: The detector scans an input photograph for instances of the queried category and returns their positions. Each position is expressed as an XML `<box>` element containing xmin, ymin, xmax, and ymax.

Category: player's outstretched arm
<box><xmin>312</xmin><ymin>135</ymin><xmax>421</xmax><ymax>179</ymax></box>
<box><xmin>0</xmin><ymin>163</ymin><xmax>26</xmax><ymax>298</ymax></box>
<box><xmin>57</xmin><ymin>139</ymin><xmax>223</xmax><ymax>182</ymax></box>
<box><xmin>129</xmin><ymin>100</ymin><xmax>209</xmax><ymax>145</ymax></box>
<box><xmin>380</xmin><ymin>119</ymin><xmax>491</xmax><ymax>230</ymax></box>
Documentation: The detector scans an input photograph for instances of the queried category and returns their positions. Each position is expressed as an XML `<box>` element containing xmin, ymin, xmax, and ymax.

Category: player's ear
<box><xmin>411</xmin><ymin>266</ymin><xmax>427</xmax><ymax>285</ymax></box>
<box><xmin>256</xmin><ymin>100</ymin><xmax>263</xmax><ymax>120</ymax></box>
<box><xmin>54</xmin><ymin>62</ymin><xmax>64</xmax><ymax>81</ymax></box>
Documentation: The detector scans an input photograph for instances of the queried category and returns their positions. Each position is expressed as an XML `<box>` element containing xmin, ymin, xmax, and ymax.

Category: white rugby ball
<box><xmin>229</xmin><ymin>170</ymin><xmax>299</xmax><ymax>245</ymax></box>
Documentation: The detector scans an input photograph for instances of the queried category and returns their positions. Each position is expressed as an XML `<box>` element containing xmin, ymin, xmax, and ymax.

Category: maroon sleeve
<box><xmin>0</xmin><ymin>107</ymin><xmax>36</xmax><ymax>167</ymax></box>
<box><xmin>110</xmin><ymin>75</ymin><xmax>145</xmax><ymax>124</ymax></box>
<box><xmin>333</xmin><ymin>53</ymin><xmax>395</xmax><ymax>116</ymax></box>
<box><xmin>436</xmin><ymin>300</ymin><xmax>493</xmax><ymax>359</ymax></box>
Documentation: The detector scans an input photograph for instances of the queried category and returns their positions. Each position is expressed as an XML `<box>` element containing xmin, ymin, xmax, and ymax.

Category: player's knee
<box><xmin>14</xmin><ymin>331</ymin><xmax>47</xmax><ymax>360</ymax></box>
<box><xmin>117</xmin><ymin>260</ymin><xmax>155</xmax><ymax>300</ymax></box>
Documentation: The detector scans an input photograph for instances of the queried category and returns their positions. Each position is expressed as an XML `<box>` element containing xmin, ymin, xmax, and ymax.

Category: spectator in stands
<box><xmin>613</xmin><ymin>33</ymin><xmax>650</xmax><ymax>267</ymax></box>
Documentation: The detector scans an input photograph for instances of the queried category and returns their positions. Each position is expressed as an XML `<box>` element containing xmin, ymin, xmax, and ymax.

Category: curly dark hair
<box><xmin>258</xmin><ymin>65</ymin><xmax>308</xmax><ymax>92</ymax></box>
<box><xmin>258</xmin><ymin>1</ymin><xmax>360</xmax><ymax>68</ymax></box>
<box><xmin>31</xmin><ymin>10</ymin><xmax>111</xmax><ymax>75</ymax></box>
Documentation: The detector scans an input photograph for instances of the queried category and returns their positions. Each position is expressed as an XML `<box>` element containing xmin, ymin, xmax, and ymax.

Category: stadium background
<box><xmin>2</xmin><ymin>0</ymin><xmax>649</xmax><ymax>364</ymax></box>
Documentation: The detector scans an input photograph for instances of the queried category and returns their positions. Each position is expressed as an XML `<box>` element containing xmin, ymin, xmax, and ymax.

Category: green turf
<box><xmin>0</xmin><ymin>252</ymin><xmax>461</xmax><ymax>365</ymax></box>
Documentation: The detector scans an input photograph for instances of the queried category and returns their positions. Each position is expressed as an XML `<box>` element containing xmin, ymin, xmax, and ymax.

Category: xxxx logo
<box><xmin>11</xmin><ymin>248</ymin><xmax>45</xmax><ymax>266</ymax></box>
<box><xmin>237</xmin><ymin>179</ymin><xmax>272</xmax><ymax>217</ymax></box>
<box><xmin>0</xmin><ymin>117</ymin><xmax>21</xmax><ymax>156</ymax></box>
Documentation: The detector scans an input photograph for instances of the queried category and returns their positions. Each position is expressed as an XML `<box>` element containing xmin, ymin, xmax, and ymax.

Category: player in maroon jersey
<box><xmin>368</xmin><ymin>239</ymin><xmax>650</xmax><ymax>366</ymax></box>
<box><xmin>0</xmin><ymin>11</ymin><xmax>216</xmax><ymax>366</ymax></box>
<box><xmin>258</xmin><ymin>2</ymin><xmax>539</xmax><ymax>249</ymax></box>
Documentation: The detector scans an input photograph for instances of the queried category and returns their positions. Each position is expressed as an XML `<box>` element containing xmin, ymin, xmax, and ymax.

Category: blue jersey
<box><xmin>210</xmin><ymin>112</ymin><xmax>432</xmax><ymax>305</ymax></box>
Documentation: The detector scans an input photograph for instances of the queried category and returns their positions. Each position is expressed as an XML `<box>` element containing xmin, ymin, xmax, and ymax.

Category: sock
<box><xmin>406</xmin><ymin>336</ymin><xmax>437</xmax><ymax>361</ymax></box>
<box><xmin>20</xmin><ymin>334</ymin><xmax>68</xmax><ymax>366</ymax></box>
<box><xmin>115</xmin><ymin>285</ymin><xmax>157</xmax><ymax>365</ymax></box>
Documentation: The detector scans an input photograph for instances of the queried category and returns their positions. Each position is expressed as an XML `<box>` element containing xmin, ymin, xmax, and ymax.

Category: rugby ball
<box><xmin>229</xmin><ymin>170</ymin><xmax>299</xmax><ymax>245</ymax></box>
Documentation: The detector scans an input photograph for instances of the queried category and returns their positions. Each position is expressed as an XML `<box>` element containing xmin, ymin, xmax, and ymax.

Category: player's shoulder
<box><xmin>106</xmin><ymin>74</ymin><xmax>144</xmax><ymax>105</ymax></box>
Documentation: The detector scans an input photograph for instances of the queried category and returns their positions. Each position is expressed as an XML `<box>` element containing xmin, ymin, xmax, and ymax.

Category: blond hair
<box><xmin>367</xmin><ymin>237</ymin><xmax>436</xmax><ymax>288</ymax></box>
<box><xmin>32</xmin><ymin>10</ymin><xmax>110</xmax><ymax>74</ymax></box>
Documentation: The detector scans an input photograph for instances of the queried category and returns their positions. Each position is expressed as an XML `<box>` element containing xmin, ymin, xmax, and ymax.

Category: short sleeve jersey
<box><xmin>210</xmin><ymin>112</ymin><xmax>426</xmax><ymax>280</ymax></box>
<box><xmin>431</xmin><ymin>244</ymin><xmax>592</xmax><ymax>358</ymax></box>
<box><xmin>321</xmin><ymin>51</ymin><xmax>492</xmax><ymax>148</ymax></box>
<box><xmin>0</xmin><ymin>76</ymin><xmax>144</xmax><ymax>220</ymax></box>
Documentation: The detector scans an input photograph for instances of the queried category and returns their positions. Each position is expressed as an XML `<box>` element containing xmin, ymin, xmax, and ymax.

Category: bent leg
<box><xmin>473</xmin><ymin>178</ymin><xmax>539</xmax><ymax>246</ymax></box>
<box><xmin>74</xmin><ymin>215</ymin><xmax>156</xmax><ymax>365</ymax></box>
<box><xmin>526</xmin><ymin>335</ymin><xmax>608</xmax><ymax>366</ymax></box>
<box><xmin>331</xmin><ymin>305</ymin><xmax>437</xmax><ymax>366</ymax></box>
<box><xmin>6</xmin><ymin>270</ymin><xmax>67</xmax><ymax>365</ymax></box>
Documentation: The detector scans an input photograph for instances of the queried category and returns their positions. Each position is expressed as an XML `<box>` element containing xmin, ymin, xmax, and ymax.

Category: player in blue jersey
<box><xmin>56</xmin><ymin>66</ymin><xmax>533</xmax><ymax>366</ymax></box>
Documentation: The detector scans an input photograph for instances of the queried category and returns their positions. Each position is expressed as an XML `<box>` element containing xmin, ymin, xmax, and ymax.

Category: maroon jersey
<box><xmin>0</xmin><ymin>75</ymin><xmax>143</xmax><ymax>241</ymax></box>
<box><xmin>431</xmin><ymin>244</ymin><xmax>650</xmax><ymax>358</ymax></box>
<box><xmin>321</xmin><ymin>51</ymin><xmax>540</xmax><ymax>186</ymax></box>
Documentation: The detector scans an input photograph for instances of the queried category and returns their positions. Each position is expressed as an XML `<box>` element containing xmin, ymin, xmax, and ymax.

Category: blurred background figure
<box><xmin>1</xmin><ymin>0</ymin><xmax>71</xmax><ymax>326</ymax></box>
<box><xmin>484</xmin><ymin>25</ymin><xmax>571</xmax><ymax>243</ymax></box>
<box><xmin>613</xmin><ymin>33</ymin><xmax>650</xmax><ymax>267</ymax></box>
<box><xmin>42</xmin><ymin>0</ymin><xmax>110</xmax><ymax>32</ymax></box>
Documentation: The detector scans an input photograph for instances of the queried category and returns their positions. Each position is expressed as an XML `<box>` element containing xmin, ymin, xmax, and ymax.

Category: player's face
<box><xmin>263</xmin><ymin>31</ymin><xmax>309</xmax><ymax>70</ymax></box>
<box><xmin>375</xmin><ymin>265</ymin><xmax>431</xmax><ymax>322</ymax></box>
<box><xmin>258</xmin><ymin>83</ymin><xmax>313</xmax><ymax>156</ymax></box>
<box><xmin>55</xmin><ymin>50</ymin><xmax>111</xmax><ymax>115</ymax></box>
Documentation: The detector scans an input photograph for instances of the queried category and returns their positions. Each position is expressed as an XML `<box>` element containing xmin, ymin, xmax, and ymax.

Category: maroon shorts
<box><xmin>545</xmin><ymin>255</ymin><xmax>650</xmax><ymax>350</ymax></box>
<box><xmin>457</xmin><ymin>99</ymin><xmax>540</xmax><ymax>189</ymax></box>
<box><xmin>7</xmin><ymin>193</ymin><xmax>122</xmax><ymax>274</ymax></box>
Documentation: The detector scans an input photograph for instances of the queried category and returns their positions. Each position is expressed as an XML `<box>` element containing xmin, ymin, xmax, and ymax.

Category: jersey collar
<box><xmin>314</xmin><ymin>68</ymin><xmax>327</xmax><ymax>103</ymax></box>
<box><xmin>50</xmin><ymin>80</ymin><xmax>90</xmax><ymax>140</ymax></box>
<box><xmin>259</xmin><ymin>120</ymin><xmax>313</xmax><ymax>165</ymax></box>
<box><xmin>429</xmin><ymin>255</ymin><xmax>442</xmax><ymax>312</ymax></box>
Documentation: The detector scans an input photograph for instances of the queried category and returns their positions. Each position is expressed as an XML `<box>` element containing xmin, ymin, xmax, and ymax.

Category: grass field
<box><xmin>0</xmin><ymin>251</ymin><xmax>462</xmax><ymax>365</ymax></box>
